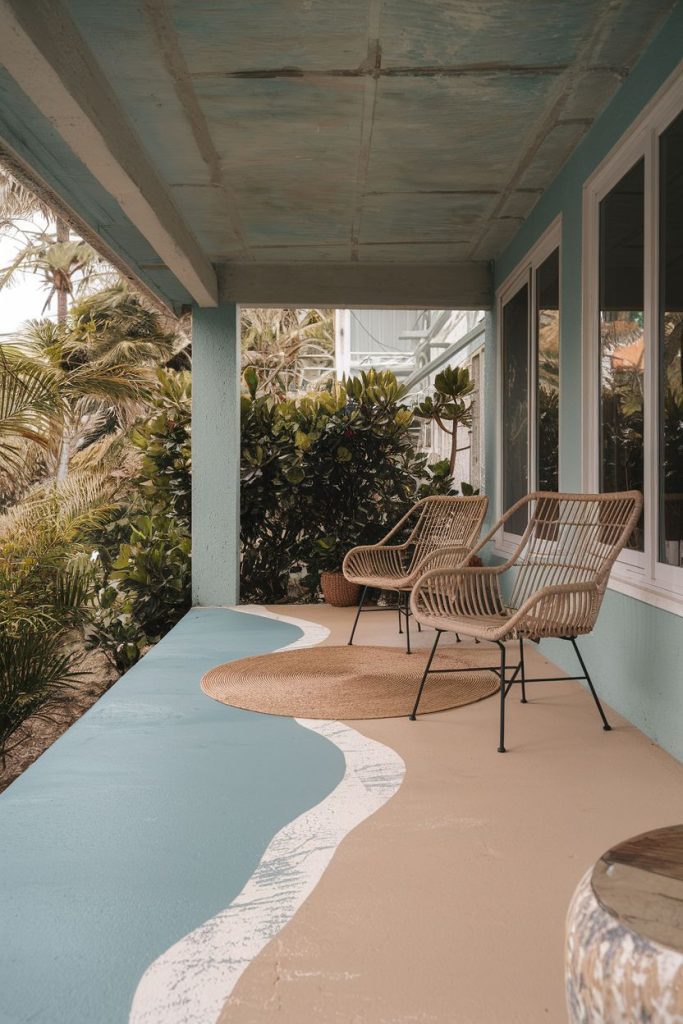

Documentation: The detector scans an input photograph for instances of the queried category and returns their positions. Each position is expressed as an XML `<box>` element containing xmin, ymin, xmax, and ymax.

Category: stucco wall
<box><xmin>488</xmin><ymin>6</ymin><xmax>683</xmax><ymax>761</ymax></box>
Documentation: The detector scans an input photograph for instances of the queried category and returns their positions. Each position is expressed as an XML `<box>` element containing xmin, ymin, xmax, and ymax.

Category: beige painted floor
<box><xmin>220</xmin><ymin>606</ymin><xmax>683</xmax><ymax>1024</ymax></box>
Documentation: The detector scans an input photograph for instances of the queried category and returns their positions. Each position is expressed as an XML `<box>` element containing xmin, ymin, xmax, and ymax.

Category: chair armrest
<box><xmin>410</xmin><ymin>564</ymin><xmax>506</xmax><ymax>621</ymax></box>
<box><xmin>343</xmin><ymin>543</ymin><xmax>409</xmax><ymax>581</ymax></box>
<box><xmin>504</xmin><ymin>581</ymin><xmax>601</xmax><ymax>639</ymax></box>
<box><xmin>411</xmin><ymin>545</ymin><xmax>470</xmax><ymax>577</ymax></box>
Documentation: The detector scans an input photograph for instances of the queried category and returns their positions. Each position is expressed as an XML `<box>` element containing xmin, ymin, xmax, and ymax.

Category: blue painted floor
<box><xmin>0</xmin><ymin>608</ymin><xmax>345</xmax><ymax>1024</ymax></box>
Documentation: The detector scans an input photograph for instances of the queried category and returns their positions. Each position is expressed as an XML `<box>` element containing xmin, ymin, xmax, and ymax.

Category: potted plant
<box><xmin>310</xmin><ymin>536</ymin><xmax>361</xmax><ymax>607</ymax></box>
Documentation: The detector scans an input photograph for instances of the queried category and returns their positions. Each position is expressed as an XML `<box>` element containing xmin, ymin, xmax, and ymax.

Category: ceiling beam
<box><xmin>0</xmin><ymin>0</ymin><xmax>218</xmax><ymax>307</ymax></box>
<box><xmin>218</xmin><ymin>262</ymin><xmax>492</xmax><ymax>310</ymax></box>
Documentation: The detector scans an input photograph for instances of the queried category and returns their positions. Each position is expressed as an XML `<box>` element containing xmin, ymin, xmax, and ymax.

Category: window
<box><xmin>659</xmin><ymin>109</ymin><xmax>683</xmax><ymax>570</ymax></box>
<box><xmin>502</xmin><ymin>283</ymin><xmax>529</xmax><ymax>535</ymax></box>
<box><xmin>498</xmin><ymin>218</ymin><xmax>561</xmax><ymax>539</ymax></box>
<box><xmin>583</xmin><ymin>68</ymin><xmax>683</xmax><ymax>610</ymax></box>
<box><xmin>598</xmin><ymin>159</ymin><xmax>645</xmax><ymax>551</ymax></box>
<box><xmin>536</xmin><ymin>248</ymin><xmax>560</xmax><ymax>493</ymax></box>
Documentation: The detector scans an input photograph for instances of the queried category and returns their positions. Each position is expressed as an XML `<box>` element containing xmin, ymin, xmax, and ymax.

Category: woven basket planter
<box><xmin>320</xmin><ymin>572</ymin><xmax>361</xmax><ymax>607</ymax></box>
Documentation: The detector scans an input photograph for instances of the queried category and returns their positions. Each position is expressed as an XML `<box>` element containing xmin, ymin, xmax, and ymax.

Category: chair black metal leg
<box><xmin>497</xmin><ymin>641</ymin><xmax>507</xmax><ymax>752</ymax></box>
<box><xmin>404</xmin><ymin>593</ymin><xmax>412</xmax><ymax>654</ymax></box>
<box><xmin>409</xmin><ymin>630</ymin><xmax>442</xmax><ymax>720</ymax></box>
<box><xmin>570</xmin><ymin>637</ymin><xmax>611</xmax><ymax>731</ymax></box>
<box><xmin>455</xmin><ymin>633</ymin><xmax>461</xmax><ymax>643</ymax></box>
<box><xmin>417</xmin><ymin>620</ymin><xmax>422</xmax><ymax>633</ymax></box>
<box><xmin>397</xmin><ymin>596</ymin><xmax>403</xmax><ymax>634</ymax></box>
<box><xmin>519</xmin><ymin>637</ymin><xmax>527</xmax><ymax>703</ymax></box>
<box><xmin>348</xmin><ymin>586</ymin><xmax>368</xmax><ymax>646</ymax></box>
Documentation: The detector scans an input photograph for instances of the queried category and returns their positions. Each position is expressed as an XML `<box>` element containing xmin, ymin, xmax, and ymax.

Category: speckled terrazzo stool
<box><xmin>566</xmin><ymin>825</ymin><xmax>683</xmax><ymax>1023</ymax></box>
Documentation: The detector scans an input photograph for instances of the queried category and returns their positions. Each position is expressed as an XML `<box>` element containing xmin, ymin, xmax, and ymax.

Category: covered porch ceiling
<box><xmin>0</xmin><ymin>0</ymin><xmax>676</xmax><ymax>310</ymax></box>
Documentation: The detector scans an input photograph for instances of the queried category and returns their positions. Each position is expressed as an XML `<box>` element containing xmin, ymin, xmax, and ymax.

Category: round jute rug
<box><xmin>200</xmin><ymin>645</ymin><xmax>498</xmax><ymax>720</ymax></box>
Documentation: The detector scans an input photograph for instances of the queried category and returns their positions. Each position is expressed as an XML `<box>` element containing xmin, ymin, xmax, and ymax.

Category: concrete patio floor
<box><xmin>1</xmin><ymin>603</ymin><xmax>681</xmax><ymax>1024</ymax></box>
<box><xmin>0</xmin><ymin>608</ymin><xmax>344</xmax><ymax>1024</ymax></box>
<box><xmin>223</xmin><ymin>604</ymin><xmax>683</xmax><ymax>1024</ymax></box>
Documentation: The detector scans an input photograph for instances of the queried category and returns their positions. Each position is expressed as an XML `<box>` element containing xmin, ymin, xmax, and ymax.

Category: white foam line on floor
<box><xmin>129</xmin><ymin>606</ymin><xmax>405</xmax><ymax>1024</ymax></box>
<box><xmin>235</xmin><ymin>604</ymin><xmax>331</xmax><ymax>649</ymax></box>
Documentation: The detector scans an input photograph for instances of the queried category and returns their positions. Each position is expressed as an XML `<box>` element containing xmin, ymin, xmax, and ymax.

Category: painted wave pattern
<box><xmin>129</xmin><ymin>607</ymin><xmax>406</xmax><ymax>1024</ymax></box>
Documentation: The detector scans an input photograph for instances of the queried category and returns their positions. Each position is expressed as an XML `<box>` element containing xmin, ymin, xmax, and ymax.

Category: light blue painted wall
<box><xmin>191</xmin><ymin>301</ymin><xmax>241</xmax><ymax>605</ymax></box>
<box><xmin>488</xmin><ymin>7</ymin><xmax>683</xmax><ymax>760</ymax></box>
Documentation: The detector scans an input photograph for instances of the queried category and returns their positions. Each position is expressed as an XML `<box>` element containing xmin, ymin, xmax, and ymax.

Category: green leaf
<box><xmin>243</xmin><ymin>366</ymin><xmax>259</xmax><ymax>398</ymax></box>
<box><xmin>284</xmin><ymin>466</ymin><xmax>305</xmax><ymax>484</ymax></box>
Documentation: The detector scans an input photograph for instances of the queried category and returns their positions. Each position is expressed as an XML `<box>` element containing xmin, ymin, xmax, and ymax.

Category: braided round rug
<box><xmin>200</xmin><ymin>645</ymin><xmax>498</xmax><ymax>720</ymax></box>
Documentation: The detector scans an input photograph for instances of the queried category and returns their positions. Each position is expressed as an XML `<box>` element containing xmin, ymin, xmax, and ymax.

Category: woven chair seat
<box><xmin>346</xmin><ymin>570</ymin><xmax>415</xmax><ymax>591</ymax></box>
<box><xmin>412</xmin><ymin>606</ymin><xmax>596</xmax><ymax>643</ymax></box>
<box><xmin>414</xmin><ymin>609</ymin><xmax>513</xmax><ymax>641</ymax></box>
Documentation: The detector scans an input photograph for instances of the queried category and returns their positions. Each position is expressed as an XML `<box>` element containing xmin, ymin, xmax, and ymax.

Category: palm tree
<box><xmin>1</xmin><ymin>165</ymin><xmax>111</xmax><ymax>324</ymax></box>
<box><xmin>13</xmin><ymin>286</ymin><xmax>177</xmax><ymax>481</ymax></box>
<box><xmin>0</xmin><ymin>284</ymin><xmax>179</xmax><ymax>496</ymax></box>
<box><xmin>0</xmin><ymin>345</ymin><xmax>60</xmax><ymax>501</ymax></box>
<box><xmin>241</xmin><ymin>308</ymin><xmax>335</xmax><ymax>394</ymax></box>
<box><xmin>0</xmin><ymin>229</ymin><xmax>108</xmax><ymax>324</ymax></box>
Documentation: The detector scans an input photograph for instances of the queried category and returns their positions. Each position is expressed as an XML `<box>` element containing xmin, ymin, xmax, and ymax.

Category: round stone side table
<box><xmin>566</xmin><ymin>825</ymin><xmax>683</xmax><ymax>1022</ymax></box>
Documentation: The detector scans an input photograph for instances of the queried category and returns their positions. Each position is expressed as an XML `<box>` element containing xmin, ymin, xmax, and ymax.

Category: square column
<box><xmin>191</xmin><ymin>302</ymin><xmax>240</xmax><ymax>605</ymax></box>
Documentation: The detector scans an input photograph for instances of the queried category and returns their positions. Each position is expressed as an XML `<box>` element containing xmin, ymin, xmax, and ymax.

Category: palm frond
<box><xmin>0</xmin><ymin>167</ymin><xmax>51</xmax><ymax>223</ymax></box>
<box><xmin>0</xmin><ymin>471</ymin><xmax>118</xmax><ymax>549</ymax></box>
<box><xmin>0</xmin><ymin>346</ymin><xmax>62</xmax><ymax>470</ymax></box>
<box><xmin>63</xmin><ymin>364</ymin><xmax>155</xmax><ymax>401</ymax></box>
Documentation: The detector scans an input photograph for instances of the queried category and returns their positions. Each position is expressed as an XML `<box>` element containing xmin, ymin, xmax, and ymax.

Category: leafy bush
<box><xmin>87</xmin><ymin>371</ymin><xmax>192</xmax><ymax>668</ymax></box>
<box><xmin>109</xmin><ymin>514</ymin><xmax>191</xmax><ymax>641</ymax></box>
<box><xmin>240</xmin><ymin>369</ymin><xmax>458</xmax><ymax>602</ymax></box>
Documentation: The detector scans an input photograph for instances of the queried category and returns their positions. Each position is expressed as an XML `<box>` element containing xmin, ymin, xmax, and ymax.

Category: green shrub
<box><xmin>88</xmin><ymin>371</ymin><xmax>192</xmax><ymax>667</ymax></box>
<box><xmin>85</xmin><ymin>586</ymin><xmax>145</xmax><ymax>673</ymax></box>
<box><xmin>240</xmin><ymin>369</ymin><xmax>458</xmax><ymax>602</ymax></box>
<box><xmin>109</xmin><ymin>514</ymin><xmax>191</xmax><ymax>641</ymax></box>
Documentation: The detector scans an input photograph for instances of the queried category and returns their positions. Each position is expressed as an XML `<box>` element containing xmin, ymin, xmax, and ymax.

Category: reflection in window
<box><xmin>599</xmin><ymin>159</ymin><xmax>645</xmax><ymax>550</ymax></box>
<box><xmin>502</xmin><ymin>284</ymin><xmax>529</xmax><ymax>534</ymax></box>
<box><xmin>536</xmin><ymin>249</ymin><xmax>560</xmax><ymax>492</ymax></box>
<box><xmin>659</xmin><ymin>110</ymin><xmax>683</xmax><ymax>568</ymax></box>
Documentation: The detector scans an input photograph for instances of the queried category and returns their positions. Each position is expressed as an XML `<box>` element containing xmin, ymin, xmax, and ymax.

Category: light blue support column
<box><xmin>192</xmin><ymin>301</ymin><xmax>240</xmax><ymax>605</ymax></box>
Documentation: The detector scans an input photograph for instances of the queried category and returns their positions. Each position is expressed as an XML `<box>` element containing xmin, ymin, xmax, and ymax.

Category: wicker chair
<box><xmin>409</xmin><ymin>491</ymin><xmax>643</xmax><ymax>751</ymax></box>
<box><xmin>343</xmin><ymin>494</ymin><xmax>488</xmax><ymax>653</ymax></box>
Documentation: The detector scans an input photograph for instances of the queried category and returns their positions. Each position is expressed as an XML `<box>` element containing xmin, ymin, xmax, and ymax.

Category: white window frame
<box><xmin>582</xmin><ymin>62</ymin><xmax>683</xmax><ymax>616</ymax></box>
<box><xmin>495</xmin><ymin>215</ymin><xmax>562</xmax><ymax>554</ymax></box>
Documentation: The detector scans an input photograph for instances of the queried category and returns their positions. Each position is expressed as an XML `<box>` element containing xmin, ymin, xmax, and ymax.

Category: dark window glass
<box><xmin>502</xmin><ymin>283</ymin><xmax>529</xmax><ymax>534</ymax></box>
<box><xmin>536</xmin><ymin>249</ymin><xmax>560</xmax><ymax>492</ymax></box>
<box><xmin>659</xmin><ymin>110</ymin><xmax>683</xmax><ymax>568</ymax></box>
<box><xmin>599</xmin><ymin>158</ymin><xmax>645</xmax><ymax>550</ymax></box>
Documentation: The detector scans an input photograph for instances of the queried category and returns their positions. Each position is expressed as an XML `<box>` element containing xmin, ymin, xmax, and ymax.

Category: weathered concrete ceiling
<box><xmin>0</xmin><ymin>0</ymin><xmax>676</xmax><ymax>308</ymax></box>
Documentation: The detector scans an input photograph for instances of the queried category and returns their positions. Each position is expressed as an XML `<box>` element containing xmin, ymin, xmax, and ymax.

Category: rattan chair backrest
<box><xmin>406</xmin><ymin>495</ymin><xmax>488</xmax><ymax>572</ymax></box>
<box><xmin>504</xmin><ymin>492</ymin><xmax>643</xmax><ymax>610</ymax></box>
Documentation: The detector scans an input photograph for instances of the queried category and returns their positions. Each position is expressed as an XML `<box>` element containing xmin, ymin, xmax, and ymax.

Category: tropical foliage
<box><xmin>414</xmin><ymin>365</ymin><xmax>475</xmax><ymax>477</ymax></box>
<box><xmin>241</xmin><ymin>368</ymin><xmax>460</xmax><ymax>601</ymax></box>
<box><xmin>87</xmin><ymin>371</ymin><xmax>192</xmax><ymax>670</ymax></box>
<box><xmin>0</xmin><ymin>474</ymin><xmax>112</xmax><ymax>764</ymax></box>
<box><xmin>241</xmin><ymin>307</ymin><xmax>335</xmax><ymax>395</ymax></box>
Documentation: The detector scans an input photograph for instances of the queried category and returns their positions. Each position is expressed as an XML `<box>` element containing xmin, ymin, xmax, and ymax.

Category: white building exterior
<box><xmin>334</xmin><ymin>308</ymin><xmax>486</xmax><ymax>492</ymax></box>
